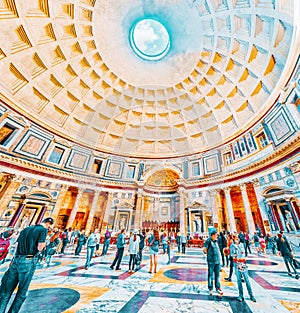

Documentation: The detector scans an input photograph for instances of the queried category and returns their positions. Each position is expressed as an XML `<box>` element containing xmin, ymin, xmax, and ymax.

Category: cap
<box><xmin>133</xmin><ymin>229</ymin><xmax>138</xmax><ymax>234</ymax></box>
<box><xmin>42</xmin><ymin>217</ymin><xmax>54</xmax><ymax>225</ymax></box>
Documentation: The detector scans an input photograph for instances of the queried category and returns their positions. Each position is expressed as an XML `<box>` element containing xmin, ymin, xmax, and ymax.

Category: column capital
<box><xmin>251</xmin><ymin>178</ymin><xmax>260</xmax><ymax>188</ymax></box>
<box><xmin>107</xmin><ymin>192</ymin><xmax>114</xmax><ymax>200</ymax></box>
<box><xmin>224</xmin><ymin>186</ymin><xmax>232</xmax><ymax>194</ymax></box>
<box><xmin>239</xmin><ymin>183</ymin><xmax>247</xmax><ymax>191</ymax></box>
<box><xmin>209</xmin><ymin>189</ymin><xmax>221</xmax><ymax>196</ymax></box>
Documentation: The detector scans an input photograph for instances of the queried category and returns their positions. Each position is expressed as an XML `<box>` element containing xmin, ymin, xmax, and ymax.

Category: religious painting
<box><xmin>105</xmin><ymin>160</ymin><xmax>123</xmax><ymax>178</ymax></box>
<box><xmin>266</xmin><ymin>108</ymin><xmax>295</xmax><ymax>146</ymax></box>
<box><xmin>14</xmin><ymin>130</ymin><xmax>50</xmax><ymax>159</ymax></box>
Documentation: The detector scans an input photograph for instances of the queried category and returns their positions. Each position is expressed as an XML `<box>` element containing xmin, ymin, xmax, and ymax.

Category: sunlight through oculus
<box><xmin>130</xmin><ymin>19</ymin><xmax>170</xmax><ymax>61</ymax></box>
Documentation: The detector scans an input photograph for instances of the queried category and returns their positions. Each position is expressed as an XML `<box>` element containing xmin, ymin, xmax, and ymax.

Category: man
<box><xmin>203</xmin><ymin>230</ymin><xmax>223</xmax><ymax>296</ymax></box>
<box><xmin>110</xmin><ymin>229</ymin><xmax>126</xmax><ymax>271</ymax></box>
<box><xmin>74</xmin><ymin>229</ymin><xmax>86</xmax><ymax>256</ymax></box>
<box><xmin>0</xmin><ymin>217</ymin><xmax>54</xmax><ymax>313</ymax></box>
<box><xmin>101</xmin><ymin>229</ymin><xmax>111</xmax><ymax>256</ymax></box>
<box><xmin>276</xmin><ymin>232</ymin><xmax>299</xmax><ymax>279</ymax></box>
<box><xmin>85</xmin><ymin>228</ymin><xmax>100</xmax><ymax>270</ymax></box>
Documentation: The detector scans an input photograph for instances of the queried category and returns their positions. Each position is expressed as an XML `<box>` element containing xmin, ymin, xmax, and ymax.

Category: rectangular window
<box><xmin>256</xmin><ymin>132</ymin><xmax>268</xmax><ymax>148</ymax></box>
<box><xmin>275</xmin><ymin>170</ymin><xmax>281</xmax><ymax>180</ymax></box>
<box><xmin>48</xmin><ymin>146</ymin><xmax>65</xmax><ymax>164</ymax></box>
<box><xmin>259</xmin><ymin>177</ymin><xmax>266</xmax><ymax>186</ymax></box>
<box><xmin>126</xmin><ymin>165</ymin><xmax>136</xmax><ymax>179</ymax></box>
<box><xmin>233</xmin><ymin>142</ymin><xmax>240</xmax><ymax>158</ymax></box>
<box><xmin>0</xmin><ymin>123</ymin><xmax>18</xmax><ymax>146</ymax></box>
<box><xmin>92</xmin><ymin>159</ymin><xmax>102</xmax><ymax>174</ymax></box>
<box><xmin>192</xmin><ymin>162</ymin><xmax>200</xmax><ymax>176</ymax></box>
<box><xmin>223</xmin><ymin>152</ymin><xmax>233</xmax><ymax>165</ymax></box>
<box><xmin>268</xmin><ymin>173</ymin><xmax>274</xmax><ymax>182</ymax></box>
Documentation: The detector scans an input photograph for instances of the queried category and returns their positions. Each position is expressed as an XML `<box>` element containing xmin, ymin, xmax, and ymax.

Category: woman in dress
<box><xmin>147</xmin><ymin>229</ymin><xmax>160</xmax><ymax>274</ymax></box>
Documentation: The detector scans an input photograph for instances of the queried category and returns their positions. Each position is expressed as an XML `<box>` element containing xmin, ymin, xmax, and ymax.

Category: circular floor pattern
<box><xmin>16</xmin><ymin>288</ymin><xmax>80</xmax><ymax>313</ymax></box>
<box><xmin>164</xmin><ymin>268</ymin><xmax>207</xmax><ymax>282</ymax></box>
<box><xmin>246</xmin><ymin>260</ymin><xmax>278</xmax><ymax>266</ymax></box>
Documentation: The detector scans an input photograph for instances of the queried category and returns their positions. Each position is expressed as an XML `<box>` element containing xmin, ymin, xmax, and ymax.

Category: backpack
<box><xmin>0</xmin><ymin>238</ymin><xmax>10</xmax><ymax>262</ymax></box>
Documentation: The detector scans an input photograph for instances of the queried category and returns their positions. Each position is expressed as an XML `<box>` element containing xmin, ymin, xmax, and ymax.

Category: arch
<box><xmin>141</xmin><ymin>164</ymin><xmax>183</xmax><ymax>182</ymax></box>
<box><xmin>262</xmin><ymin>185</ymin><xmax>293</xmax><ymax>197</ymax></box>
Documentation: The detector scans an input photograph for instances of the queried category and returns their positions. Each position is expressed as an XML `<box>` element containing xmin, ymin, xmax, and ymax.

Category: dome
<box><xmin>0</xmin><ymin>0</ymin><xmax>298</xmax><ymax>158</ymax></box>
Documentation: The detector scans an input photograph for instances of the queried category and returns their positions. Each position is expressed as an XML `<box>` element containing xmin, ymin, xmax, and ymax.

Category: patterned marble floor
<box><xmin>0</xmin><ymin>244</ymin><xmax>299</xmax><ymax>313</ymax></box>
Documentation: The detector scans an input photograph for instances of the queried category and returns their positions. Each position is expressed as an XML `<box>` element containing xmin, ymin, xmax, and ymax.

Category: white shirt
<box><xmin>129</xmin><ymin>235</ymin><xmax>140</xmax><ymax>254</ymax></box>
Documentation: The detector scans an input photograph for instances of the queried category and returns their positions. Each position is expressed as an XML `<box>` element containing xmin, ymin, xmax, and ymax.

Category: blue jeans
<box><xmin>85</xmin><ymin>246</ymin><xmax>96</xmax><ymax>268</ymax></box>
<box><xmin>111</xmin><ymin>247</ymin><xmax>124</xmax><ymax>269</ymax></box>
<box><xmin>207</xmin><ymin>263</ymin><xmax>221</xmax><ymax>291</ymax></box>
<box><xmin>0</xmin><ymin>256</ymin><xmax>38</xmax><ymax>313</ymax></box>
<box><xmin>234</xmin><ymin>264</ymin><xmax>254</xmax><ymax>298</ymax></box>
<box><xmin>101</xmin><ymin>242</ymin><xmax>110</xmax><ymax>256</ymax></box>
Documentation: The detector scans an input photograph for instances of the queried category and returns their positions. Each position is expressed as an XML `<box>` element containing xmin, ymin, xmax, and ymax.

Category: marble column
<box><xmin>36</xmin><ymin>205</ymin><xmax>47</xmax><ymax>224</ymax></box>
<box><xmin>209</xmin><ymin>190</ymin><xmax>220</xmax><ymax>230</ymax></box>
<box><xmin>0</xmin><ymin>175</ymin><xmax>24</xmax><ymax>218</ymax></box>
<box><xmin>252</xmin><ymin>180</ymin><xmax>269</xmax><ymax>221</ymax></box>
<box><xmin>66</xmin><ymin>188</ymin><xmax>84</xmax><ymax>229</ymax></box>
<box><xmin>179</xmin><ymin>187</ymin><xmax>186</xmax><ymax>233</ymax></box>
<box><xmin>134</xmin><ymin>190</ymin><xmax>143</xmax><ymax>230</ymax></box>
<box><xmin>102</xmin><ymin>192</ymin><xmax>114</xmax><ymax>229</ymax></box>
<box><xmin>240</xmin><ymin>184</ymin><xmax>256</xmax><ymax>234</ymax></box>
<box><xmin>85</xmin><ymin>190</ymin><xmax>101</xmax><ymax>234</ymax></box>
<box><xmin>286</xmin><ymin>199</ymin><xmax>300</xmax><ymax>230</ymax></box>
<box><xmin>224</xmin><ymin>187</ymin><xmax>236</xmax><ymax>233</ymax></box>
<box><xmin>139</xmin><ymin>195</ymin><xmax>145</xmax><ymax>227</ymax></box>
<box><xmin>8</xmin><ymin>195</ymin><xmax>26</xmax><ymax>227</ymax></box>
<box><xmin>51</xmin><ymin>185</ymin><xmax>69</xmax><ymax>222</ymax></box>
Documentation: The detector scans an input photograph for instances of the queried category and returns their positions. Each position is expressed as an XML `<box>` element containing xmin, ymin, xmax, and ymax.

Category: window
<box><xmin>223</xmin><ymin>152</ymin><xmax>233</xmax><ymax>165</ymax></box>
<box><xmin>192</xmin><ymin>162</ymin><xmax>200</xmax><ymax>176</ymax></box>
<box><xmin>233</xmin><ymin>142</ymin><xmax>240</xmax><ymax>158</ymax></box>
<box><xmin>92</xmin><ymin>159</ymin><xmax>102</xmax><ymax>174</ymax></box>
<box><xmin>284</xmin><ymin>167</ymin><xmax>292</xmax><ymax>176</ymax></box>
<box><xmin>239</xmin><ymin>139</ymin><xmax>246</xmax><ymax>153</ymax></box>
<box><xmin>268</xmin><ymin>173</ymin><xmax>274</xmax><ymax>182</ymax></box>
<box><xmin>275</xmin><ymin>170</ymin><xmax>281</xmax><ymax>180</ymax></box>
<box><xmin>48</xmin><ymin>146</ymin><xmax>65</xmax><ymax>164</ymax></box>
<box><xmin>126</xmin><ymin>165</ymin><xmax>135</xmax><ymax>179</ymax></box>
<box><xmin>256</xmin><ymin>132</ymin><xmax>268</xmax><ymax>148</ymax></box>
<box><xmin>259</xmin><ymin>177</ymin><xmax>266</xmax><ymax>185</ymax></box>
<box><xmin>0</xmin><ymin>123</ymin><xmax>18</xmax><ymax>146</ymax></box>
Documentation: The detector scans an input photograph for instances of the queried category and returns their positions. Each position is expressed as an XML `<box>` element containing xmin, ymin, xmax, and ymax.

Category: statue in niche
<box><xmin>193</xmin><ymin>216</ymin><xmax>202</xmax><ymax>233</ymax></box>
<box><xmin>119</xmin><ymin>216</ymin><xmax>126</xmax><ymax>230</ymax></box>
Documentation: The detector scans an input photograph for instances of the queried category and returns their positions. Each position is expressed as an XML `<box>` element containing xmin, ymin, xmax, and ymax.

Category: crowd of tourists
<box><xmin>0</xmin><ymin>222</ymin><xmax>299</xmax><ymax>311</ymax></box>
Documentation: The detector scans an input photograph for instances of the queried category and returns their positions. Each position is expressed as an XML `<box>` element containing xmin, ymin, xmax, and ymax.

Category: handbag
<box><xmin>293</xmin><ymin>258</ymin><xmax>300</xmax><ymax>269</ymax></box>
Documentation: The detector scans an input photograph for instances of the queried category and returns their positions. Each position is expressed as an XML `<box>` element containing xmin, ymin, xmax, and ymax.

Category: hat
<box><xmin>133</xmin><ymin>229</ymin><xmax>138</xmax><ymax>234</ymax></box>
<box><xmin>42</xmin><ymin>217</ymin><xmax>54</xmax><ymax>225</ymax></box>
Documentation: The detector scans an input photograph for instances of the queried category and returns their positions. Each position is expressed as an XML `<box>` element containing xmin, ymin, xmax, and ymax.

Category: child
<box><xmin>231</xmin><ymin>236</ymin><xmax>256</xmax><ymax>302</ymax></box>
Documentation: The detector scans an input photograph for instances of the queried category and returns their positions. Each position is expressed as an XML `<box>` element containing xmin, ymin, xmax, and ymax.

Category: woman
<box><xmin>75</xmin><ymin>230</ymin><xmax>86</xmax><ymax>256</ymax></box>
<box><xmin>224</xmin><ymin>233</ymin><xmax>234</xmax><ymax>281</ymax></box>
<box><xmin>148</xmin><ymin>229</ymin><xmax>160</xmax><ymax>274</ymax></box>
<box><xmin>231</xmin><ymin>236</ymin><xmax>256</xmax><ymax>302</ymax></box>
<box><xmin>45</xmin><ymin>230</ymin><xmax>60</xmax><ymax>266</ymax></box>
<box><xmin>128</xmin><ymin>231</ymin><xmax>140</xmax><ymax>273</ymax></box>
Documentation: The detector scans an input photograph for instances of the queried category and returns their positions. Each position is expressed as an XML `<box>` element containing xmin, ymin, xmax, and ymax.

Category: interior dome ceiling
<box><xmin>0</xmin><ymin>0</ymin><xmax>297</xmax><ymax>158</ymax></box>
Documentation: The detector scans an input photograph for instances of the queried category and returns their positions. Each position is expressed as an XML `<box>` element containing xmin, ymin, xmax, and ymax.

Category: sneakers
<box><xmin>295</xmin><ymin>274</ymin><xmax>299</xmax><ymax>280</ymax></box>
<box><xmin>224</xmin><ymin>277</ymin><xmax>231</xmax><ymax>282</ymax></box>
<box><xmin>250</xmin><ymin>296</ymin><xmax>257</xmax><ymax>302</ymax></box>
<box><xmin>216</xmin><ymin>288</ymin><xmax>223</xmax><ymax>295</ymax></box>
<box><xmin>237</xmin><ymin>296</ymin><xmax>244</xmax><ymax>302</ymax></box>
<box><xmin>288</xmin><ymin>272</ymin><xmax>292</xmax><ymax>277</ymax></box>
<box><xmin>110</xmin><ymin>266</ymin><xmax>114</xmax><ymax>270</ymax></box>
<box><xmin>209</xmin><ymin>290</ymin><xmax>213</xmax><ymax>296</ymax></box>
